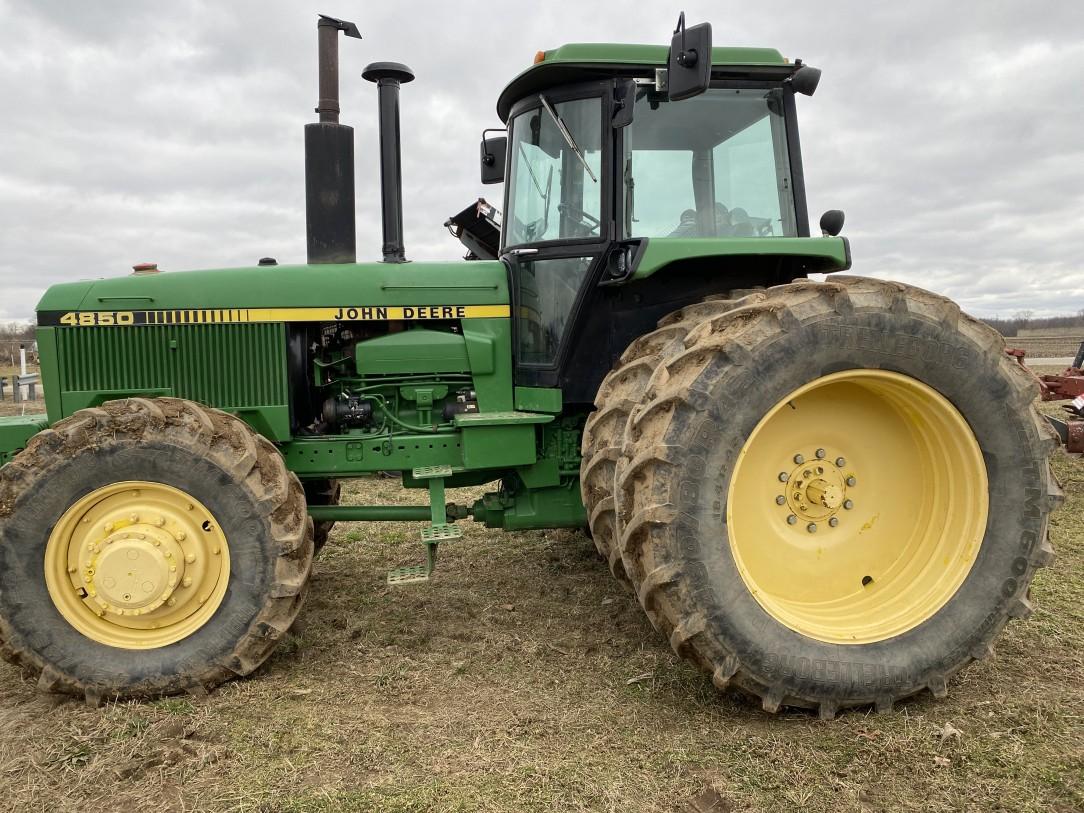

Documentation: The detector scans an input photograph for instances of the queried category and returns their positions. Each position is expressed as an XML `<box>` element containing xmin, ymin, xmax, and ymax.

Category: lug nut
<box><xmin>775</xmin><ymin>495</ymin><xmax>786</xmax><ymax>505</ymax></box>
<box><xmin>807</xmin><ymin>523</ymin><xmax>817</xmax><ymax>533</ymax></box>
<box><xmin>786</xmin><ymin>514</ymin><xmax>797</xmax><ymax>525</ymax></box>
<box><xmin>846</xmin><ymin>476</ymin><xmax>856</xmax><ymax>487</ymax></box>
<box><xmin>793</xmin><ymin>453</ymin><xmax>804</xmax><ymax>464</ymax></box>
<box><xmin>177</xmin><ymin>532</ymin><xmax>186</xmax><ymax>541</ymax></box>
<box><xmin>843</xmin><ymin>499</ymin><xmax>854</xmax><ymax>510</ymax></box>
<box><xmin>836</xmin><ymin>457</ymin><xmax>846</xmax><ymax>467</ymax></box>
<box><xmin>182</xmin><ymin>577</ymin><xmax>193</xmax><ymax>588</ymax></box>
<box><xmin>129</xmin><ymin>514</ymin><xmax>139</xmax><ymax>523</ymax></box>
<box><xmin>185</xmin><ymin>553</ymin><xmax>195</xmax><ymax>563</ymax></box>
<box><xmin>815</xmin><ymin>448</ymin><xmax>826</xmax><ymax>459</ymax></box>
<box><xmin>829</xmin><ymin>517</ymin><xmax>839</xmax><ymax>527</ymax></box>
<box><xmin>778</xmin><ymin>472</ymin><xmax>789</xmax><ymax>483</ymax></box>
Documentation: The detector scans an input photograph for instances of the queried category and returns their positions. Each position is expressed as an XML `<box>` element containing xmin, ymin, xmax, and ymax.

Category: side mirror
<box><xmin>819</xmin><ymin>209</ymin><xmax>845</xmax><ymax>236</ymax></box>
<box><xmin>480</xmin><ymin>131</ymin><xmax>506</xmax><ymax>185</ymax></box>
<box><xmin>667</xmin><ymin>13</ymin><xmax>712</xmax><ymax>102</ymax></box>
<box><xmin>788</xmin><ymin>63</ymin><xmax>822</xmax><ymax>96</ymax></box>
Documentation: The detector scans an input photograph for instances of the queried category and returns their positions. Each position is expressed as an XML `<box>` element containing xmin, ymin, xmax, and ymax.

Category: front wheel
<box><xmin>0</xmin><ymin>398</ymin><xmax>313</xmax><ymax>702</ymax></box>
<box><xmin>616</xmin><ymin>277</ymin><xmax>1061</xmax><ymax>717</ymax></box>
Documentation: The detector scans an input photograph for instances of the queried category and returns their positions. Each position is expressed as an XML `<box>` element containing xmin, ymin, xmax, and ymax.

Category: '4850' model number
<box><xmin>59</xmin><ymin>311</ymin><xmax>135</xmax><ymax>326</ymax></box>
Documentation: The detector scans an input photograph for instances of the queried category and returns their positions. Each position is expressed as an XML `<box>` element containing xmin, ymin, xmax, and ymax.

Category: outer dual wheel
<box><xmin>0</xmin><ymin>398</ymin><xmax>313</xmax><ymax>702</ymax></box>
<box><xmin>589</xmin><ymin>276</ymin><xmax>1060</xmax><ymax>716</ymax></box>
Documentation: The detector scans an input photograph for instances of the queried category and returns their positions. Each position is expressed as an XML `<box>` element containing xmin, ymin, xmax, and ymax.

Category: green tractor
<box><xmin>0</xmin><ymin>15</ymin><xmax>1060</xmax><ymax>717</ymax></box>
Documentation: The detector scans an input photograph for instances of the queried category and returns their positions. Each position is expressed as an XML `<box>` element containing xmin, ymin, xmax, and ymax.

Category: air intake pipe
<box><xmin>304</xmin><ymin>15</ymin><xmax>361</xmax><ymax>265</ymax></box>
<box><xmin>363</xmin><ymin>61</ymin><xmax>414</xmax><ymax>263</ymax></box>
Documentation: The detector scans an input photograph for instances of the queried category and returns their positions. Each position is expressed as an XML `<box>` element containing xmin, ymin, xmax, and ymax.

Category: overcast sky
<box><xmin>0</xmin><ymin>0</ymin><xmax>1081</xmax><ymax>323</ymax></box>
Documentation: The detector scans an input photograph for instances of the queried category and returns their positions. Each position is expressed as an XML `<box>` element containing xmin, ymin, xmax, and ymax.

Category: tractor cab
<box><xmin>475</xmin><ymin>22</ymin><xmax>838</xmax><ymax>403</ymax></box>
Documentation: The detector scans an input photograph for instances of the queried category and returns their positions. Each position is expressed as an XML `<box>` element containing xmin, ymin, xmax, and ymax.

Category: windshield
<box><xmin>623</xmin><ymin>87</ymin><xmax>796</xmax><ymax>238</ymax></box>
<box><xmin>505</xmin><ymin>96</ymin><xmax>603</xmax><ymax>246</ymax></box>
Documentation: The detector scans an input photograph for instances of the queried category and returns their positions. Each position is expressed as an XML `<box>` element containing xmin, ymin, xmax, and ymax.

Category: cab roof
<box><xmin>497</xmin><ymin>43</ymin><xmax>790</xmax><ymax>121</ymax></box>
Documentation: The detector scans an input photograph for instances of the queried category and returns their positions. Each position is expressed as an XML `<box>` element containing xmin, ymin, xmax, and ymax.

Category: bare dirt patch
<box><xmin>0</xmin><ymin>411</ymin><xmax>1081</xmax><ymax>812</ymax></box>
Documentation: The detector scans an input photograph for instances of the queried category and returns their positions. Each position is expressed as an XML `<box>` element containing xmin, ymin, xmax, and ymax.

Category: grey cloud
<box><xmin>0</xmin><ymin>0</ymin><xmax>1081</xmax><ymax>322</ymax></box>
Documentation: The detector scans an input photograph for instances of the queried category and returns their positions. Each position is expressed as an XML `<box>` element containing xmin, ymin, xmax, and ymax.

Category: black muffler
<box><xmin>304</xmin><ymin>15</ymin><xmax>361</xmax><ymax>265</ymax></box>
<box><xmin>363</xmin><ymin>61</ymin><xmax>414</xmax><ymax>263</ymax></box>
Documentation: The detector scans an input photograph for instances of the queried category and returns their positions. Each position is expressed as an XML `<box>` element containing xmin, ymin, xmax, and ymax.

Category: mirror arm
<box><xmin>673</xmin><ymin>12</ymin><xmax>698</xmax><ymax>67</ymax></box>
<box><xmin>480</xmin><ymin>127</ymin><xmax>504</xmax><ymax>166</ymax></box>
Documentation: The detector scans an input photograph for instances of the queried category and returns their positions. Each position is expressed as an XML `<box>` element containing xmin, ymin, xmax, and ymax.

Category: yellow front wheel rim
<box><xmin>727</xmin><ymin>370</ymin><xmax>988</xmax><ymax>644</ymax></box>
<box><xmin>45</xmin><ymin>482</ymin><xmax>230</xmax><ymax>649</ymax></box>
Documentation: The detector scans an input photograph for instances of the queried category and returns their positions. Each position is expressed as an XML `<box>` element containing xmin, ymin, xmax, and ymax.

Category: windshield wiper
<box><xmin>539</xmin><ymin>95</ymin><xmax>598</xmax><ymax>183</ymax></box>
<box><xmin>517</xmin><ymin>142</ymin><xmax>546</xmax><ymax>199</ymax></box>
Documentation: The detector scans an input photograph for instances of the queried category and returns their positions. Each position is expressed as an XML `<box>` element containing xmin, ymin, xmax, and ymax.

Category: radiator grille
<box><xmin>56</xmin><ymin>323</ymin><xmax>288</xmax><ymax>408</ymax></box>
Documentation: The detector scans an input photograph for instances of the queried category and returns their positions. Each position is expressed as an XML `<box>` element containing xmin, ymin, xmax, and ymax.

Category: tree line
<box><xmin>0</xmin><ymin>322</ymin><xmax>37</xmax><ymax>367</ymax></box>
<box><xmin>978</xmin><ymin>311</ymin><xmax>1084</xmax><ymax>337</ymax></box>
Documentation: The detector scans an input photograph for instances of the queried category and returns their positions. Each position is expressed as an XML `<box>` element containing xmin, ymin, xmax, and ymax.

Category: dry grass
<box><xmin>0</xmin><ymin>404</ymin><xmax>1081</xmax><ymax>812</ymax></box>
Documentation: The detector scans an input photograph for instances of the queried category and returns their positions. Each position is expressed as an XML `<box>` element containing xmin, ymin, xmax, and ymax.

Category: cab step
<box><xmin>420</xmin><ymin>523</ymin><xmax>462</xmax><ymax>543</ymax></box>
<box><xmin>387</xmin><ymin>563</ymin><xmax>432</xmax><ymax>585</ymax></box>
<box><xmin>386</xmin><ymin>470</ymin><xmax>462</xmax><ymax>586</ymax></box>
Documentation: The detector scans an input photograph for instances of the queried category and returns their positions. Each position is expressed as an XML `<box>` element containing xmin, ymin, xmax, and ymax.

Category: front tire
<box><xmin>616</xmin><ymin>277</ymin><xmax>1061</xmax><ymax>716</ymax></box>
<box><xmin>0</xmin><ymin>398</ymin><xmax>313</xmax><ymax>702</ymax></box>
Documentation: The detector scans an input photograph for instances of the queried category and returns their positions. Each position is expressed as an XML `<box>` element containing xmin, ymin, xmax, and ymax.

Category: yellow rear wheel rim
<box><xmin>45</xmin><ymin>481</ymin><xmax>230</xmax><ymax>649</ymax></box>
<box><xmin>726</xmin><ymin>370</ymin><xmax>988</xmax><ymax>644</ymax></box>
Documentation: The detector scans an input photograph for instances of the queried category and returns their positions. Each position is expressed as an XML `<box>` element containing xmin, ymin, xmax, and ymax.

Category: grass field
<box><xmin>0</xmin><ymin>388</ymin><xmax>1080</xmax><ymax>812</ymax></box>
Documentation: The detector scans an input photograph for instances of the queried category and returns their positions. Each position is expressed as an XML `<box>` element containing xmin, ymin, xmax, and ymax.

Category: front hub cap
<box><xmin>45</xmin><ymin>482</ymin><xmax>230</xmax><ymax>649</ymax></box>
<box><xmin>728</xmin><ymin>370</ymin><xmax>988</xmax><ymax>644</ymax></box>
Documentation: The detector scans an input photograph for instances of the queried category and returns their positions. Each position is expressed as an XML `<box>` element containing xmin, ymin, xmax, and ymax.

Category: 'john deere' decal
<box><xmin>41</xmin><ymin>305</ymin><xmax>510</xmax><ymax>327</ymax></box>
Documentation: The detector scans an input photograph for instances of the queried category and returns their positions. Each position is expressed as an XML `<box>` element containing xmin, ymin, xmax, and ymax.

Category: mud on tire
<box><xmin>0</xmin><ymin>397</ymin><xmax>313</xmax><ymax>702</ymax></box>
<box><xmin>615</xmin><ymin>277</ymin><xmax>1061</xmax><ymax>717</ymax></box>
<box><xmin>305</xmin><ymin>478</ymin><xmax>342</xmax><ymax>554</ymax></box>
<box><xmin>581</xmin><ymin>293</ymin><xmax>763</xmax><ymax>581</ymax></box>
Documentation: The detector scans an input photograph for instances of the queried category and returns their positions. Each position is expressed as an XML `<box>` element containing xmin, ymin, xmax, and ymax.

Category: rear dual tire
<box><xmin>587</xmin><ymin>277</ymin><xmax>1060</xmax><ymax>716</ymax></box>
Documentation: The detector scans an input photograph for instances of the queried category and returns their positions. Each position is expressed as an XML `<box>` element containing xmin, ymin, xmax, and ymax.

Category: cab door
<box><xmin>501</xmin><ymin>83</ymin><xmax>611</xmax><ymax>388</ymax></box>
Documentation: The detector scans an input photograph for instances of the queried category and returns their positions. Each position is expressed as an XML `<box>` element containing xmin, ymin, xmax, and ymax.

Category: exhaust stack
<box><xmin>305</xmin><ymin>15</ymin><xmax>361</xmax><ymax>265</ymax></box>
<box><xmin>363</xmin><ymin>61</ymin><xmax>414</xmax><ymax>263</ymax></box>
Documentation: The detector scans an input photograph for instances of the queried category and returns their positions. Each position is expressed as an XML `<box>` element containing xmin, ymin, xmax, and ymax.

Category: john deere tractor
<box><xmin>0</xmin><ymin>15</ymin><xmax>1060</xmax><ymax>717</ymax></box>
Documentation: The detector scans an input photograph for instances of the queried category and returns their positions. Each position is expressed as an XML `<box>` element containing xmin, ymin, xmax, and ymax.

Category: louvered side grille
<box><xmin>56</xmin><ymin>324</ymin><xmax>288</xmax><ymax>409</ymax></box>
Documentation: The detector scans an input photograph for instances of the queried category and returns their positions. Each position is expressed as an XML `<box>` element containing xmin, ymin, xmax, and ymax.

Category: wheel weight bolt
<box><xmin>807</xmin><ymin>523</ymin><xmax>817</xmax><ymax>533</ymax></box>
<box><xmin>775</xmin><ymin>495</ymin><xmax>786</xmax><ymax>505</ymax></box>
<box><xmin>846</xmin><ymin>476</ymin><xmax>856</xmax><ymax>487</ymax></box>
<box><xmin>815</xmin><ymin>448</ymin><xmax>826</xmax><ymax>459</ymax></box>
<box><xmin>843</xmin><ymin>499</ymin><xmax>854</xmax><ymax>510</ymax></box>
<box><xmin>778</xmin><ymin>472</ymin><xmax>789</xmax><ymax>483</ymax></box>
<box><xmin>793</xmin><ymin>453</ymin><xmax>804</xmax><ymax>464</ymax></box>
<box><xmin>786</xmin><ymin>514</ymin><xmax>797</xmax><ymax>525</ymax></box>
<box><xmin>835</xmin><ymin>457</ymin><xmax>846</xmax><ymax>467</ymax></box>
<box><xmin>829</xmin><ymin>517</ymin><xmax>839</xmax><ymax>527</ymax></box>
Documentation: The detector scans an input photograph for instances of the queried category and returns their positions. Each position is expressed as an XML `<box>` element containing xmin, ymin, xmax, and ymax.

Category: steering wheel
<box><xmin>557</xmin><ymin>203</ymin><xmax>601</xmax><ymax>235</ymax></box>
